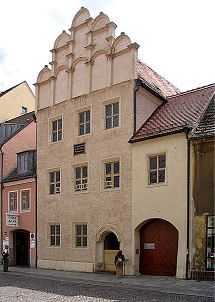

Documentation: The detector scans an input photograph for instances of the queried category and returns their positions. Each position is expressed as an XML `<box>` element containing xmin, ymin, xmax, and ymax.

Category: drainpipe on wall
<box><xmin>33</xmin><ymin>113</ymin><xmax>37</xmax><ymax>268</ymax></box>
<box><xmin>0</xmin><ymin>147</ymin><xmax>3</xmax><ymax>254</ymax></box>
<box><xmin>133</xmin><ymin>79</ymin><xmax>141</xmax><ymax>134</ymax></box>
<box><xmin>184</xmin><ymin>127</ymin><xmax>191</xmax><ymax>280</ymax></box>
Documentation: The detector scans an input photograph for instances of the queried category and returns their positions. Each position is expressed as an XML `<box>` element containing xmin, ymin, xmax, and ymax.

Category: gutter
<box><xmin>33</xmin><ymin>113</ymin><xmax>37</xmax><ymax>268</ymax></box>
<box><xmin>184</xmin><ymin>127</ymin><xmax>191</xmax><ymax>280</ymax></box>
<box><xmin>133</xmin><ymin>79</ymin><xmax>141</xmax><ymax>133</ymax></box>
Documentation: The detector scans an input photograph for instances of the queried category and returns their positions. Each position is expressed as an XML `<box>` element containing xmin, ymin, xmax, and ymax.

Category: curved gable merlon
<box><xmin>71</xmin><ymin>7</ymin><xmax>90</xmax><ymax>28</ymax></box>
<box><xmin>55</xmin><ymin>65</ymin><xmax>68</xmax><ymax>77</ymax></box>
<box><xmin>91</xmin><ymin>13</ymin><xmax>110</xmax><ymax>32</ymax></box>
<box><xmin>91</xmin><ymin>50</ymin><xmax>108</xmax><ymax>62</ymax></box>
<box><xmin>113</xmin><ymin>34</ymin><xmax>132</xmax><ymax>53</ymax></box>
<box><xmin>71</xmin><ymin>57</ymin><xmax>88</xmax><ymax>69</ymax></box>
<box><xmin>54</xmin><ymin>30</ymin><xmax>70</xmax><ymax>50</ymax></box>
<box><xmin>37</xmin><ymin>66</ymin><xmax>51</xmax><ymax>83</ymax></box>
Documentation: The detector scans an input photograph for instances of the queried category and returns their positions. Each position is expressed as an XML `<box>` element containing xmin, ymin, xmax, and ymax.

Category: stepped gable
<box><xmin>137</xmin><ymin>60</ymin><xmax>180</xmax><ymax>98</ymax></box>
<box><xmin>130</xmin><ymin>83</ymin><xmax>215</xmax><ymax>142</ymax></box>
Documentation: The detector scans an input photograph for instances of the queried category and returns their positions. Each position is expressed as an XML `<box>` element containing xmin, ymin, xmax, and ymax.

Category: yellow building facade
<box><xmin>0</xmin><ymin>81</ymin><xmax>35</xmax><ymax>123</ymax></box>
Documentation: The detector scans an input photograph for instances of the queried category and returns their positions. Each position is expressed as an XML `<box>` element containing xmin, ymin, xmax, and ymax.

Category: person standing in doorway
<box><xmin>2</xmin><ymin>245</ymin><xmax>9</xmax><ymax>272</ymax></box>
<box><xmin>114</xmin><ymin>250</ymin><xmax>125</xmax><ymax>278</ymax></box>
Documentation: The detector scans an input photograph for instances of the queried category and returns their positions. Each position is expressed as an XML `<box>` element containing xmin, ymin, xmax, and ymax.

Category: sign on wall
<box><xmin>6</xmin><ymin>213</ymin><xmax>19</xmax><ymax>227</ymax></box>
<box><xmin>30</xmin><ymin>233</ymin><xmax>35</xmax><ymax>248</ymax></box>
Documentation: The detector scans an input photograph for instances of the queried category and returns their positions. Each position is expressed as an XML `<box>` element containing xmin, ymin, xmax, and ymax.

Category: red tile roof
<box><xmin>137</xmin><ymin>60</ymin><xmax>180</xmax><ymax>98</ymax></box>
<box><xmin>130</xmin><ymin>84</ymin><xmax>215</xmax><ymax>143</ymax></box>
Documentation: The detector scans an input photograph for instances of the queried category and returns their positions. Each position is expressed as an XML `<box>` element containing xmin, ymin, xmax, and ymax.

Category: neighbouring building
<box><xmin>0</xmin><ymin>81</ymin><xmax>35</xmax><ymax>123</ymax></box>
<box><xmin>129</xmin><ymin>84</ymin><xmax>215</xmax><ymax>279</ymax></box>
<box><xmin>189</xmin><ymin>92</ymin><xmax>215</xmax><ymax>280</ymax></box>
<box><xmin>35</xmin><ymin>7</ymin><xmax>180</xmax><ymax>276</ymax></box>
<box><xmin>0</xmin><ymin>112</ymin><xmax>36</xmax><ymax>264</ymax></box>
<box><xmin>2</xmin><ymin>149</ymin><xmax>37</xmax><ymax>267</ymax></box>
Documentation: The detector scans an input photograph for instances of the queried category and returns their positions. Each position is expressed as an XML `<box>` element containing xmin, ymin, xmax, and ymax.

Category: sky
<box><xmin>0</xmin><ymin>0</ymin><xmax>214</xmax><ymax>94</ymax></box>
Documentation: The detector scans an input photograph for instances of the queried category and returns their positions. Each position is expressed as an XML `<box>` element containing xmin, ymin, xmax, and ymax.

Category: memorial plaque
<box><xmin>74</xmin><ymin>143</ymin><xmax>85</xmax><ymax>155</ymax></box>
<box><xmin>144</xmin><ymin>243</ymin><xmax>155</xmax><ymax>249</ymax></box>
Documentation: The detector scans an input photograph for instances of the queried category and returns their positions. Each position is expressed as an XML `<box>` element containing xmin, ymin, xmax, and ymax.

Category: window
<box><xmin>79</xmin><ymin>110</ymin><xmax>90</xmax><ymax>135</ymax></box>
<box><xmin>9</xmin><ymin>191</ymin><xmax>18</xmax><ymax>212</ymax></box>
<box><xmin>50</xmin><ymin>225</ymin><xmax>60</xmax><ymax>246</ymax></box>
<box><xmin>75</xmin><ymin>166</ymin><xmax>88</xmax><ymax>192</ymax></box>
<box><xmin>21</xmin><ymin>189</ymin><xmax>30</xmax><ymax>211</ymax></box>
<box><xmin>149</xmin><ymin>154</ymin><xmax>166</xmax><ymax>184</ymax></box>
<box><xmin>105</xmin><ymin>102</ymin><xmax>119</xmax><ymax>129</ymax></box>
<box><xmin>18</xmin><ymin>153</ymin><xmax>28</xmax><ymax>174</ymax></box>
<box><xmin>49</xmin><ymin>171</ymin><xmax>60</xmax><ymax>194</ymax></box>
<box><xmin>22</xmin><ymin>106</ymin><xmax>27</xmax><ymax>114</ymax></box>
<box><xmin>52</xmin><ymin>119</ymin><xmax>62</xmax><ymax>142</ymax></box>
<box><xmin>206</xmin><ymin>216</ymin><xmax>215</xmax><ymax>270</ymax></box>
<box><xmin>76</xmin><ymin>225</ymin><xmax>87</xmax><ymax>247</ymax></box>
<box><xmin>105</xmin><ymin>161</ymin><xmax>120</xmax><ymax>189</ymax></box>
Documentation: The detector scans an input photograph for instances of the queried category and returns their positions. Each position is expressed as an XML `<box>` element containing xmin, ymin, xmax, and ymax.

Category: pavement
<box><xmin>2</xmin><ymin>265</ymin><xmax>215</xmax><ymax>299</ymax></box>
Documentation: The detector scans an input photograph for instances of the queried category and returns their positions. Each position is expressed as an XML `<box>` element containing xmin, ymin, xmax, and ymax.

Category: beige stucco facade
<box><xmin>131</xmin><ymin>133</ymin><xmax>188</xmax><ymax>278</ymax></box>
<box><xmin>0</xmin><ymin>82</ymin><xmax>35</xmax><ymax>123</ymax></box>
<box><xmin>35</xmin><ymin>8</ymin><xmax>182</xmax><ymax>276</ymax></box>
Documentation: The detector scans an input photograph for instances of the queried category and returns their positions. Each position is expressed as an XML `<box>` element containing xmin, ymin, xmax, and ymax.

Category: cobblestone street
<box><xmin>0</xmin><ymin>272</ymin><xmax>214</xmax><ymax>302</ymax></box>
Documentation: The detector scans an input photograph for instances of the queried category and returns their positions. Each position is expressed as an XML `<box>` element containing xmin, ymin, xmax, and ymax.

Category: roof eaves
<box><xmin>138</xmin><ymin>78</ymin><xmax>167</xmax><ymax>103</ymax></box>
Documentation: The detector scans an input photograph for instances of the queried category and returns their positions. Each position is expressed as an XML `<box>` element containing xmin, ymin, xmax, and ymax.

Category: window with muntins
<box><xmin>49</xmin><ymin>171</ymin><xmax>60</xmax><ymax>194</ymax></box>
<box><xmin>9</xmin><ymin>191</ymin><xmax>18</xmax><ymax>212</ymax></box>
<box><xmin>52</xmin><ymin>119</ymin><xmax>62</xmax><ymax>142</ymax></box>
<box><xmin>79</xmin><ymin>110</ymin><xmax>90</xmax><ymax>135</ymax></box>
<box><xmin>75</xmin><ymin>166</ymin><xmax>88</xmax><ymax>192</ymax></box>
<box><xmin>105</xmin><ymin>161</ymin><xmax>120</xmax><ymax>189</ymax></box>
<box><xmin>105</xmin><ymin>102</ymin><xmax>119</xmax><ymax>129</ymax></box>
<box><xmin>149</xmin><ymin>154</ymin><xmax>166</xmax><ymax>184</ymax></box>
<box><xmin>21</xmin><ymin>189</ymin><xmax>30</xmax><ymax>211</ymax></box>
<box><xmin>76</xmin><ymin>225</ymin><xmax>87</xmax><ymax>247</ymax></box>
<box><xmin>18</xmin><ymin>153</ymin><xmax>28</xmax><ymax>174</ymax></box>
<box><xmin>50</xmin><ymin>225</ymin><xmax>60</xmax><ymax>246</ymax></box>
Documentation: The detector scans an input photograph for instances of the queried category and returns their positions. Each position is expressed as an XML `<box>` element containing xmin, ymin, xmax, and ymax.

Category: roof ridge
<box><xmin>137</xmin><ymin>59</ymin><xmax>180</xmax><ymax>94</ymax></box>
<box><xmin>0</xmin><ymin>81</ymin><xmax>26</xmax><ymax>97</ymax></box>
<box><xmin>167</xmin><ymin>83</ymin><xmax>215</xmax><ymax>99</ymax></box>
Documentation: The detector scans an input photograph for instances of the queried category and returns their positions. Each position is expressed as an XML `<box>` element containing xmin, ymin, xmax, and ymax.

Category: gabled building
<box><xmin>35</xmin><ymin>7</ymin><xmax>180</xmax><ymax>276</ymax></box>
<box><xmin>0</xmin><ymin>112</ymin><xmax>36</xmax><ymax>260</ymax></box>
<box><xmin>1</xmin><ymin>149</ymin><xmax>37</xmax><ymax>267</ymax></box>
<box><xmin>129</xmin><ymin>84</ymin><xmax>215</xmax><ymax>279</ymax></box>
<box><xmin>0</xmin><ymin>81</ymin><xmax>35</xmax><ymax>123</ymax></box>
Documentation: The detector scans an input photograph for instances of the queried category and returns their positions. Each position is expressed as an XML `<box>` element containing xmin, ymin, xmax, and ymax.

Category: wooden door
<box><xmin>140</xmin><ymin>219</ymin><xmax>178</xmax><ymax>276</ymax></box>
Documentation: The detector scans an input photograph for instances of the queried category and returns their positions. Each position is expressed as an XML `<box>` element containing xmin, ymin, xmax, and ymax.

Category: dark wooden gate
<box><xmin>140</xmin><ymin>219</ymin><xmax>178</xmax><ymax>276</ymax></box>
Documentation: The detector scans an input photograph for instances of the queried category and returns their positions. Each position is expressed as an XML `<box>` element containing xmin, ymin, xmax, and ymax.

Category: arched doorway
<box><xmin>13</xmin><ymin>229</ymin><xmax>29</xmax><ymax>266</ymax></box>
<box><xmin>140</xmin><ymin>219</ymin><xmax>178</xmax><ymax>276</ymax></box>
<box><xmin>104</xmin><ymin>232</ymin><xmax>119</xmax><ymax>271</ymax></box>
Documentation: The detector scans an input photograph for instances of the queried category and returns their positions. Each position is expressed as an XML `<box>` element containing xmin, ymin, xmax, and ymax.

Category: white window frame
<box><xmin>72</xmin><ymin>162</ymin><xmax>89</xmax><ymax>193</ymax></box>
<box><xmin>48</xmin><ymin>223</ymin><xmax>61</xmax><ymax>247</ymax></box>
<box><xmin>101</xmin><ymin>97</ymin><xmax>121</xmax><ymax>131</ymax></box>
<box><xmin>75</xmin><ymin>224</ymin><xmax>88</xmax><ymax>248</ymax></box>
<box><xmin>101</xmin><ymin>157</ymin><xmax>121</xmax><ymax>191</ymax></box>
<box><xmin>49</xmin><ymin>169</ymin><xmax>61</xmax><ymax>195</ymax></box>
<box><xmin>74</xmin><ymin>105</ymin><xmax>92</xmax><ymax>138</ymax></box>
<box><xmin>20</xmin><ymin>188</ymin><xmax>31</xmax><ymax>212</ymax></box>
<box><xmin>8</xmin><ymin>190</ymin><xmax>18</xmax><ymax>213</ymax></box>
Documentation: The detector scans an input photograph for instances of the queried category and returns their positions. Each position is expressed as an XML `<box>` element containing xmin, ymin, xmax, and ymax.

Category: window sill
<box><xmin>73</xmin><ymin>191</ymin><xmax>89</xmax><ymax>195</ymax></box>
<box><xmin>101</xmin><ymin>187</ymin><xmax>120</xmax><ymax>193</ymax></box>
<box><xmin>20</xmin><ymin>210</ymin><xmax>31</xmax><ymax>213</ymax></box>
<box><xmin>147</xmin><ymin>182</ymin><xmax>168</xmax><ymax>188</ymax></box>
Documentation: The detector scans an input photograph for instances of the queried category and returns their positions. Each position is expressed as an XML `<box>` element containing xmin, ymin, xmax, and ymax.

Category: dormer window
<box><xmin>17</xmin><ymin>150</ymin><xmax>36</xmax><ymax>175</ymax></box>
<box><xmin>22</xmin><ymin>106</ymin><xmax>27</xmax><ymax>114</ymax></box>
<box><xmin>18</xmin><ymin>153</ymin><xmax>28</xmax><ymax>174</ymax></box>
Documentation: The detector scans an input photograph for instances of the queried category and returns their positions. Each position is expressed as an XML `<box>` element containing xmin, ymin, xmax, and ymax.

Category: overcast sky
<box><xmin>0</xmin><ymin>0</ymin><xmax>214</xmax><ymax>94</ymax></box>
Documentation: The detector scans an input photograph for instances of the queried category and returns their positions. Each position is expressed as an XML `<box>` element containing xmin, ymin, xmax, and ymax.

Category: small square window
<box><xmin>76</xmin><ymin>225</ymin><xmax>87</xmax><ymax>248</ymax></box>
<box><xmin>22</xmin><ymin>106</ymin><xmax>27</xmax><ymax>114</ymax></box>
<box><xmin>149</xmin><ymin>154</ymin><xmax>166</xmax><ymax>185</ymax></box>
